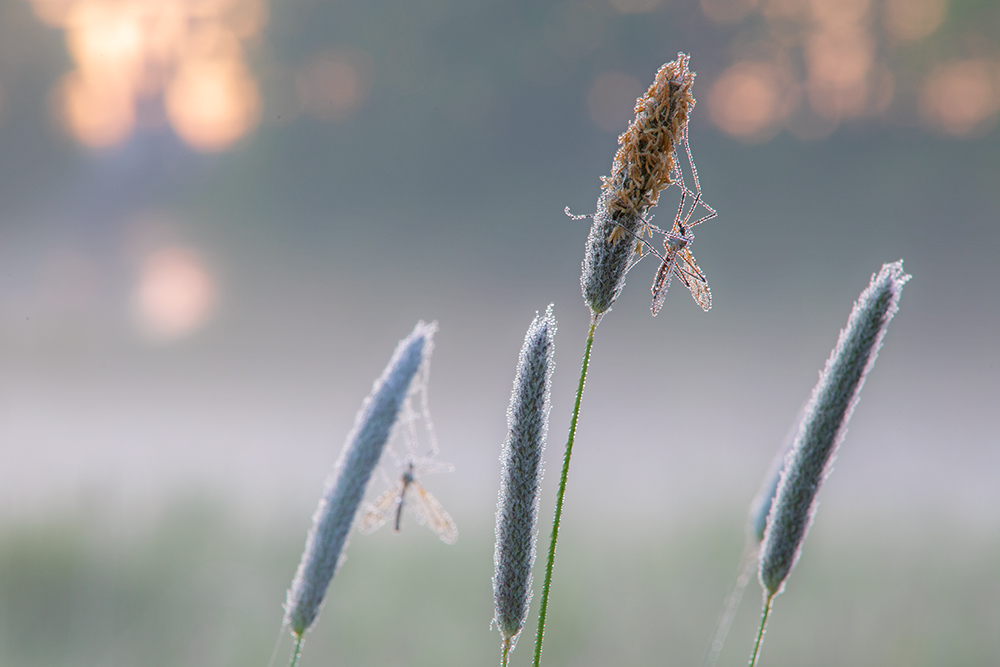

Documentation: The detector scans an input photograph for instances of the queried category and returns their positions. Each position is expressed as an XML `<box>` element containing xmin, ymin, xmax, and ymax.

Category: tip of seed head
<box><xmin>604</xmin><ymin>52</ymin><xmax>696</xmax><ymax>218</ymax></box>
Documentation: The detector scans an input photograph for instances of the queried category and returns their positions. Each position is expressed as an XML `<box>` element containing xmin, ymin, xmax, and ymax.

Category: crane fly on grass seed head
<box><xmin>650</xmin><ymin>220</ymin><xmax>711</xmax><ymax>314</ymax></box>
<box><xmin>358</xmin><ymin>459</ymin><xmax>458</xmax><ymax>545</ymax></box>
<box><xmin>649</xmin><ymin>147</ymin><xmax>715</xmax><ymax>315</ymax></box>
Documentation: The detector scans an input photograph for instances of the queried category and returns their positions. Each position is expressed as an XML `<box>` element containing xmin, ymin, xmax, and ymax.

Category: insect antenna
<box><xmin>563</xmin><ymin>207</ymin><xmax>591</xmax><ymax>221</ymax></box>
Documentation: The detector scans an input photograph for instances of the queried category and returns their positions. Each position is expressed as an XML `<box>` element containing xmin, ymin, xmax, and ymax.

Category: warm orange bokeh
<box><xmin>166</xmin><ymin>57</ymin><xmax>260</xmax><ymax>150</ymax></box>
<box><xmin>35</xmin><ymin>0</ymin><xmax>266</xmax><ymax>151</ymax></box>
<box><xmin>805</xmin><ymin>28</ymin><xmax>875</xmax><ymax>119</ymax></box>
<box><xmin>700</xmin><ymin>0</ymin><xmax>758</xmax><ymax>24</ymax></box>
<box><xmin>708</xmin><ymin>62</ymin><xmax>794</xmax><ymax>141</ymax></box>
<box><xmin>803</xmin><ymin>0</ymin><xmax>876</xmax><ymax>121</ymax></box>
<box><xmin>810</xmin><ymin>0</ymin><xmax>870</xmax><ymax>30</ymax></box>
<box><xmin>56</xmin><ymin>70</ymin><xmax>135</xmax><ymax>147</ymax></box>
<box><xmin>702</xmin><ymin>0</ymin><xmax>921</xmax><ymax>138</ymax></box>
<box><xmin>760</xmin><ymin>0</ymin><xmax>806</xmax><ymax>20</ymax></box>
<box><xmin>883</xmin><ymin>0</ymin><xmax>948</xmax><ymax>42</ymax></box>
<box><xmin>921</xmin><ymin>60</ymin><xmax>999</xmax><ymax>136</ymax></box>
<box><xmin>296</xmin><ymin>49</ymin><xmax>373</xmax><ymax>122</ymax></box>
<box><xmin>133</xmin><ymin>246</ymin><xmax>217</xmax><ymax>342</ymax></box>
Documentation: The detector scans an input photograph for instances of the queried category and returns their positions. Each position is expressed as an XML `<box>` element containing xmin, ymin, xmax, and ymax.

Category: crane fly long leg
<box><xmin>408</xmin><ymin>481</ymin><xmax>458</xmax><ymax>545</ymax></box>
<box><xmin>674</xmin><ymin>189</ymin><xmax>716</xmax><ymax>233</ymax></box>
<box><xmin>687</xmin><ymin>199</ymin><xmax>717</xmax><ymax>229</ymax></box>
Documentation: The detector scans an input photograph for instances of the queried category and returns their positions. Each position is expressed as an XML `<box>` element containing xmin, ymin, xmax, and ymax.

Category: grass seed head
<box><xmin>493</xmin><ymin>306</ymin><xmax>557</xmax><ymax>648</ymax></box>
<box><xmin>759</xmin><ymin>262</ymin><xmax>910</xmax><ymax>595</ymax></box>
<box><xmin>582</xmin><ymin>53</ymin><xmax>697</xmax><ymax>316</ymax></box>
<box><xmin>284</xmin><ymin>321</ymin><xmax>437</xmax><ymax>636</ymax></box>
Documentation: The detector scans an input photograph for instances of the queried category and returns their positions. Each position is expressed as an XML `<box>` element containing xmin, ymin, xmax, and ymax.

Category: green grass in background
<box><xmin>2</xmin><ymin>497</ymin><xmax>997</xmax><ymax>666</ymax></box>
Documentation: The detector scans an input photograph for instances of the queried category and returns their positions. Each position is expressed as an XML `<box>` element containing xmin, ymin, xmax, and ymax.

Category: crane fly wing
<box><xmin>358</xmin><ymin>485</ymin><xmax>400</xmax><ymax>534</ymax></box>
<box><xmin>411</xmin><ymin>458</ymin><xmax>455</xmax><ymax>476</ymax></box>
<box><xmin>675</xmin><ymin>248</ymin><xmax>711</xmax><ymax>311</ymax></box>
<box><xmin>408</xmin><ymin>481</ymin><xmax>458</xmax><ymax>545</ymax></box>
<box><xmin>650</xmin><ymin>255</ymin><xmax>676</xmax><ymax>316</ymax></box>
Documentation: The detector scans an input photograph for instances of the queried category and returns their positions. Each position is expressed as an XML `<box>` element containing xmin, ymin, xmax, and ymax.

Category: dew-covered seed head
<box><xmin>582</xmin><ymin>53</ymin><xmax>696</xmax><ymax>316</ymax></box>
<box><xmin>759</xmin><ymin>262</ymin><xmax>910</xmax><ymax>595</ymax></box>
<box><xmin>284</xmin><ymin>321</ymin><xmax>437</xmax><ymax>636</ymax></box>
<box><xmin>493</xmin><ymin>306</ymin><xmax>557</xmax><ymax>647</ymax></box>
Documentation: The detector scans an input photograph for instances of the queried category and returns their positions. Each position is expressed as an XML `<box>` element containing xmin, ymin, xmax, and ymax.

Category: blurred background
<box><xmin>0</xmin><ymin>0</ymin><xmax>998</xmax><ymax>664</ymax></box>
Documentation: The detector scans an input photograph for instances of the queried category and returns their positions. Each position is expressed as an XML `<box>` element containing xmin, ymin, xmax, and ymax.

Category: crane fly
<box><xmin>650</xmin><ymin>216</ymin><xmax>711</xmax><ymax>314</ymax></box>
<box><xmin>358</xmin><ymin>459</ymin><xmax>458</xmax><ymax>545</ymax></box>
<box><xmin>649</xmin><ymin>132</ymin><xmax>715</xmax><ymax>315</ymax></box>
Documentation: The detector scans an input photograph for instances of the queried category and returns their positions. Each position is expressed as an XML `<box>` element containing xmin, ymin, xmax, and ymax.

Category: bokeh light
<box><xmin>809</xmin><ymin>0</ymin><xmax>870</xmax><ymax>29</ymax></box>
<box><xmin>708</xmin><ymin>62</ymin><xmax>794</xmax><ymax>141</ymax></box>
<box><xmin>165</xmin><ymin>57</ymin><xmax>261</xmax><ymax>150</ymax></box>
<box><xmin>54</xmin><ymin>70</ymin><xmax>135</xmax><ymax>148</ymax></box>
<box><xmin>760</xmin><ymin>0</ymin><xmax>806</xmax><ymax>20</ymax></box>
<box><xmin>30</xmin><ymin>0</ymin><xmax>266</xmax><ymax>151</ymax></box>
<box><xmin>804</xmin><ymin>28</ymin><xmax>875</xmax><ymax>119</ymax></box>
<box><xmin>587</xmin><ymin>71</ymin><xmax>643</xmax><ymax>132</ymax></box>
<box><xmin>700</xmin><ymin>0</ymin><xmax>758</xmax><ymax>24</ymax></box>
<box><xmin>700</xmin><ymin>0</ymin><xmax>987</xmax><ymax>139</ymax></box>
<box><xmin>883</xmin><ymin>0</ymin><xmax>947</xmax><ymax>42</ymax></box>
<box><xmin>133</xmin><ymin>246</ymin><xmax>217</xmax><ymax>342</ymax></box>
<box><xmin>26</xmin><ymin>0</ymin><xmax>74</xmax><ymax>25</ymax></box>
<box><xmin>296</xmin><ymin>49</ymin><xmax>373</xmax><ymax>122</ymax></box>
<box><xmin>920</xmin><ymin>59</ymin><xmax>999</xmax><ymax>136</ymax></box>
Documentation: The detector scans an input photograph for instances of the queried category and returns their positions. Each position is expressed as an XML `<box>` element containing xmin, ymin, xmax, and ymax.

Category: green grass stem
<box><xmin>748</xmin><ymin>592</ymin><xmax>775</xmax><ymax>667</ymax></box>
<box><xmin>288</xmin><ymin>634</ymin><xmax>305</xmax><ymax>667</ymax></box>
<box><xmin>501</xmin><ymin>636</ymin><xmax>512</xmax><ymax>667</ymax></box>
<box><xmin>531</xmin><ymin>317</ymin><xmax>598</xmax><ymax>667</ymax></box>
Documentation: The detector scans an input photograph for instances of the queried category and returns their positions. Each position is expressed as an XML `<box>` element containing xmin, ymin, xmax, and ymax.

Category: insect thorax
<box><xmin>663</xmin><ymin>234</ymin><xmax>689</xmax><ymax>252</ymax></box>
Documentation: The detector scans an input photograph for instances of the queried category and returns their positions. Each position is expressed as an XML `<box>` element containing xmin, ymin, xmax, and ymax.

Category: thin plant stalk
<box><xmin>532</xmin><ymin>54</ymin><xmax>706</xmax><ymax>667</ymax></box>
<box><xmin>532</xmin><ymin>316</ymin><xmax>597</xmax><ymax>667</ymax></box>
<box><xmin>703</xmin><ymin>540</ymin><xmax>758</xmax><ymax>667</ymax></box>
<box><xmin>288</xmin><ymin>635</ymin><xmax>305</xmax><ymax>667</ymax></box>
<box><xmin>533</xmin><ymin>53</ymin><xmax>714</xmax><ymax>667</ymax></box>
<box><xmin>703</xmin><ymin>409</ymin><xmax>802</xmax><ymax>667</ymax></box>
<box><xmin>748</xmin><ymin>592</ymin><xmax>775</xmax><ymax>667</ymax></box>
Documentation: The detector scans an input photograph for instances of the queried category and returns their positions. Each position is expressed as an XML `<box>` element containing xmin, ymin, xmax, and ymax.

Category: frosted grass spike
<box><xmin>284</xmin><ymin>321</ymin><xmax>437</xmax><ymax>637</ymax></box>
<box><xmin>759</xmin><ymin>261</ymin><xmax>910</xmax><ymax>595</ymax></box>
<box><xmin>581</xmin><ymin>53</ymin><xmax>696</xmax><ymax>315</ymax></box>
<box><xmin>494</xmin><ymin>306</ymin><xmax>557</xmax><ymax>664</ymax></box>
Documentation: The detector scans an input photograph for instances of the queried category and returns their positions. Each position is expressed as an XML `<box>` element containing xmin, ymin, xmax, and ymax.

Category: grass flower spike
<box><xmin>283</xmin><ymin>321</ymin><xmax>436</xmax><ymax>659</ymax></box>
<box><xmin>749</xmin><ymin>262</ymin><xmax>910</xmax><ymax>666</ymax></box>
<box><xmin>494</xmin><ymin>306</ymin><xmax>557</xmax><ymax>667</ymax></box>
<box><xmin>582</xmin><ymin>52</ymin><xmax>695</xmax><ymax>316</ymax></box>
<box><xmin>534</xmin><ymin>54</ymin><xmax>711</xmax><ymax>667</ymax></box>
